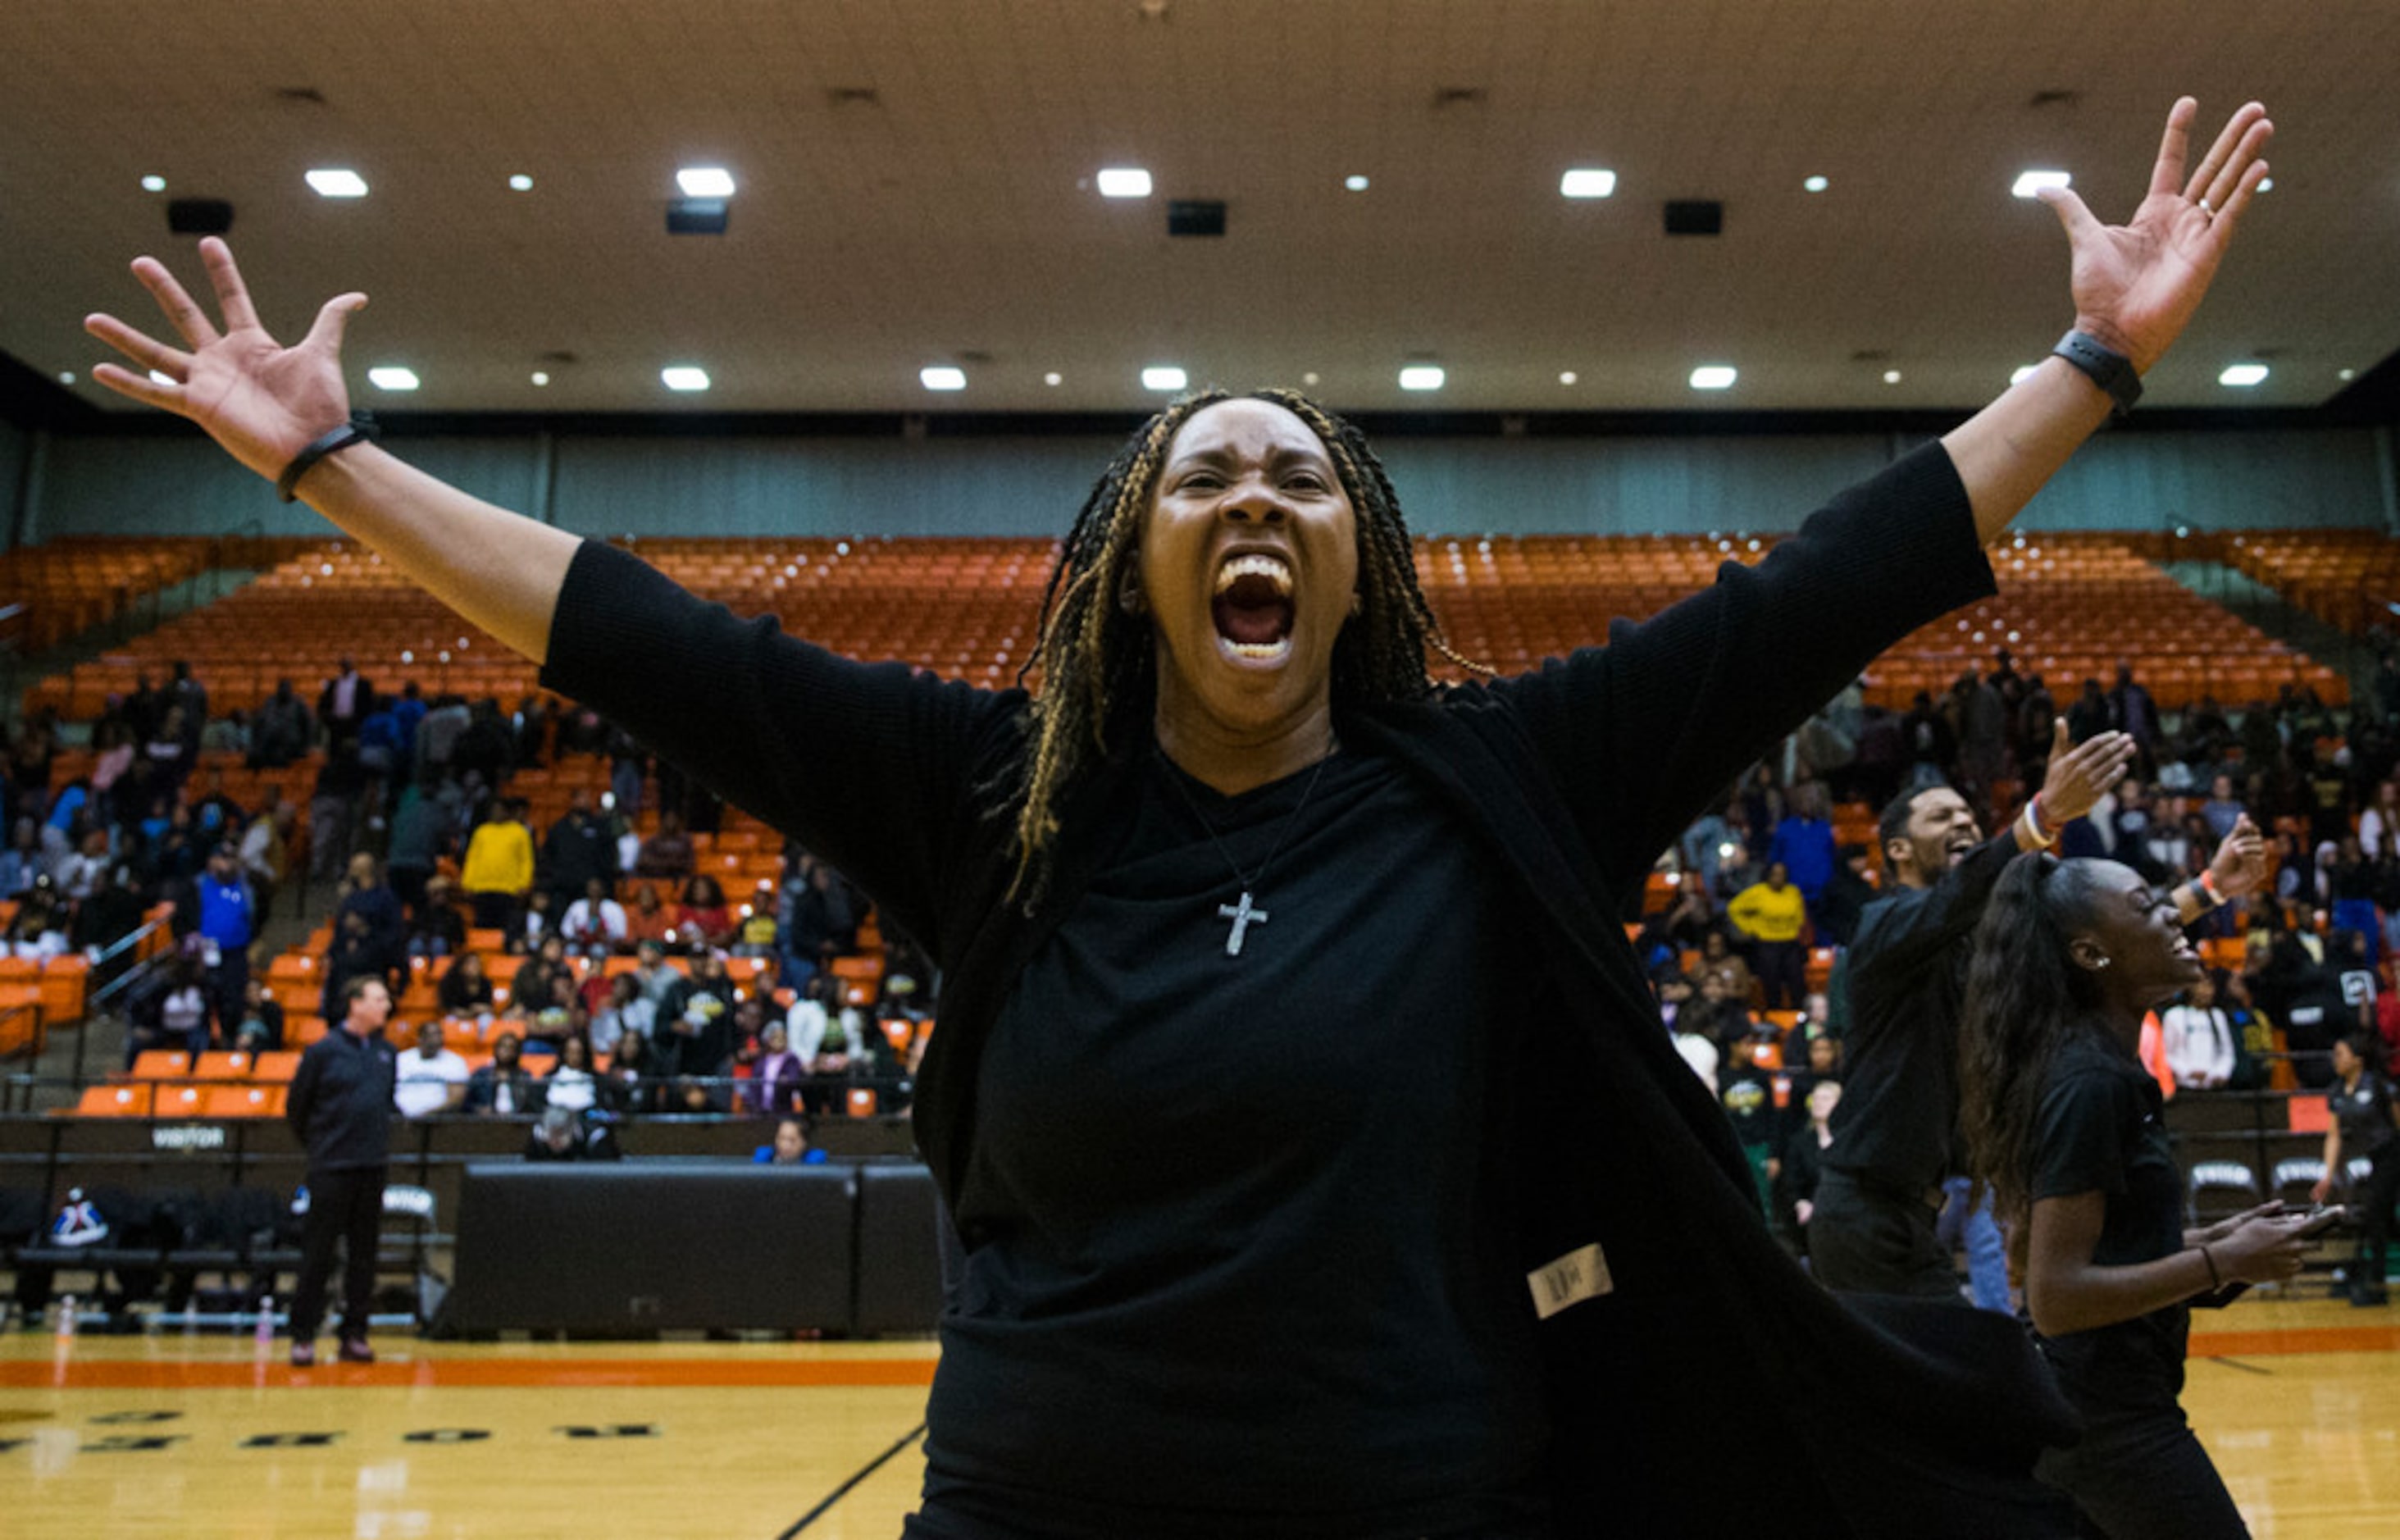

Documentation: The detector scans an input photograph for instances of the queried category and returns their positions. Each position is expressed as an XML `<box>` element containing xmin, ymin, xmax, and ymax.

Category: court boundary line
<box><xmin>776</xmin><ymin>1420</ymin><xmax>927</xmax><ymax>1538</ymax></box>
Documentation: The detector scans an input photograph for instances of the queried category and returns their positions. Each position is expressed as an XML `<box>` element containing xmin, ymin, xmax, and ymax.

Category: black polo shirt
<box><xmin>285</xmin><ymin>1026</ymin><xmax>397</xmax><ymax>1171</ymax></box>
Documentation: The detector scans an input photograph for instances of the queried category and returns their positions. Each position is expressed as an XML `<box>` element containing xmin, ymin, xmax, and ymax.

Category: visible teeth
<box><xmin>1224</xmin><ymin>639</ymin><xmax>1291</xmax><ymax>661</ymax></box>
<box><xmin>1214</xmin><ymin>554</ymin><xmax>1292</xmax><ymax>596</ymax></box>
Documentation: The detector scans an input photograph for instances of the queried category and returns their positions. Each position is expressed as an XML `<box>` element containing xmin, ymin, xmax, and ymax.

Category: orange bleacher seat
<box><xmin>287</xmin><ymin>1014</ymin><xmax>328</xmax><ymax>1046</ymax></box>
<box><xmin>0</xmin><ymin>984</ymin><xmax>43</xmax><ymax>1058</ymax></box>
<box><xmin>70</xmin><ymin>1084</ymin><xmax>153</xmax><ymax>1117</ymax></box>
<box><xmin>193</xmin><ymin>1050</ymin><xmax>254</xmax><ymax>1081</ymax></box>
<box><xmin>153</xmin><ymin>1084</ymin><xmax>209</xmax><ymax>1119</ymax></box>
<box><xmin>251</xmin><ymin>1050</ymin><xmax>301</xmax><ymax>1082</ymax></box>
<box><xmin>130</xmin><ymin>1050</ymin><xmax>193</xmax><ymax>1080</ymax></box>
<box><xmin>881</xmin><ymin>1018</ymin><xmax>916</xmax><ymax>1056</ymax></box>
<box><xmin>37</xmin><ymin>955</ymin><xmax>89</xmax><ymax>1024</ymax></box>
<box><xmin>845</xmin><ymin>1087</ymin><xmax>879</xmax><ymax>1119</ymax></box>
<box><xmin>202</xmin><ymin>1085</ymin><xmax>285</xmax><ymax>1119</ymax></box>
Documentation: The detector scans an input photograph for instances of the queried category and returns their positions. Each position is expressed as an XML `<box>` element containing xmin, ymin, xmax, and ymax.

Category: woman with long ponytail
<box><xmin>1960</xmin><ymin>854</ymin><xmax>2309</xmax><ymax>1538</ymax></box>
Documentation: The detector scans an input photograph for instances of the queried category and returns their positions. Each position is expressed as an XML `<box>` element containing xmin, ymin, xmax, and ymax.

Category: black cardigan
<box><xmin>542</xmin><ymin>442</ymin><xmax>2077</xmax><ymax>1537</ymax></box>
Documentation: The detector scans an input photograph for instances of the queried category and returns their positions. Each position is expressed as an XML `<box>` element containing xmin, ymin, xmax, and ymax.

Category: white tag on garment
<box><xmin>1527</xmin><ymin>1242</ymin><xmax>1614</xmax><ymax>1319</ymax></box>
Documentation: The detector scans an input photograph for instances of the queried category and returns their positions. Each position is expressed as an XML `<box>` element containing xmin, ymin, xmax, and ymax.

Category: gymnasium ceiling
<box><xmin>2</xmin><ymin>0</ymin><xmax>2396</xmax><ymax>421</ymax></box>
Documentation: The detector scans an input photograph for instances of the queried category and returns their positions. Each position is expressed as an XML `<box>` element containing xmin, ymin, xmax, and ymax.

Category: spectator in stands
<box><xmin>435</xmin><ymin>948</ymin><xmax>496</xmax><ymax>1023</ymax></box>
<box><xmin>1726</xmin><ymin>861</ymin><xmax>1808</xmax><ymax>1009</ymax></box>
<box><xmin>560</xmin><ymin>875</ymin><xmax>627</xmax><ymax>957</ymax></box>
<box><xmin>2359</xmin><ymin>779</ymin><xmax>2400</xmax><ymax>860</ymax></box>
<box><xmin>674</xmin><ymin>873</ymin><xmax>736</xmax><ymax>951</ymax></box>
<box><xmin>319</xmin><ymin>907</ymin><xmax>401</xmax><ymax>1023</ymax></box>
<box><xmin>177</xmin><ymin>841</ymin><xmax>257</xmax><ymax>1031</ymax></box>
<box><xmin>659</xmin><ymin>950</ymin><xmax>740</xmax><ymax>1078</ymax></box>
<box><xmin>1778</xmin><ymin>1079</ymin><xmax>1842</xmax><ymax>1260</ymax></box>
<box><xmin>506</xmin><ymin>932</ymin><xmax>573</xmax><ymax>1021</ymax></box>
<box><xmin>755</xmin><ymin>1115</ymin><xmax>830</xmax><ymax>1166</ymax></box>
<box><xmin>406</xmin><ymin>873</ymin><xmax>468</xmax><ymax>958</ymax></box>
<box><xmin>2107</xmin><ymin>663</ymin><xmax>2161</xmax><ymax>766</ymax></box>
<box><xmin>524</xmin><ymin>1102</ymin><xmax>617</xmax><ymax>1161</ymax></box>
<box><xmin>89</xmin><ymin>721</ymin><xmax>136</xmax><ymax>823</ymax></box>
<box><xmin>248</xmin><ymin>678</ymin><xmax>313</xmax><ymax>768</ymax></box>
<box><xmin>1959</xmin><ymin>854</ymin><xmax>2314</xmax><ymax>1536</ymax></box>
<box><xmin>459</xmin><ymin>798</ymin><xmax>535</xmax><ymax>931</ymax></box>
<box><xmin>0</xmin><ymin>817</ymin><xmax>39</xmax><ymax>898</ymax></box>
<box><xmin>1767</xmin><ymin>780</ymin><xmax>1838</xmax><ymax>908</ymax></box>
<box><xmin>7</xmin><ymin>886</ymin><xmax>71</xmax><ymax>960</ymax></box>
<box><xmin>2313</xmin><ymin>1033</ymin><xmax>2398</xmax><ymax>1307</ymax></box>
<box><xmin>2065</xmin><ymin>677</ymin><xmax>2112</xmax><ymax>745</ymax></box>
<box><xmin>1669</xmin><ymin>982</ymin><xmax>1720</xmax><ymax>1096</ymax></box>
<box><xmin>2160</xmin><ymin>971</ymin><xmax>2237</xmax><ymax>1090</ymax></box>
<box><xmin>383</xmin><ymin>781</ymin><xmax>451</xmax><ymax>914</ymax></box>
<box><xmin>634</xmin><ymin>806</ymin><xmax>695</xmax><ymax>881</ymax></box>
<box><xmin>317</xmin><ymin>657</ymin><xmax>372</xmax><ymax>749</ymax></box>
<box><xmin>127</xmin><ymin>950</ymin><xmax>216</xmax><ymax>1064</ymax></box>
<box><xmin>1810</xmin><ymin>843</ymin><xmax>1879</xmax><ymax>948</ymax></box>
<box><xmin>1678</xmin><ymin>795</ymin><xmax>1740</xmax><ymax>898</ymax></box>
<box><xmin>540</xmin><ymin>788</ymin><xmax>617</xmax><ymax>914</ymax></box>
<box><xmin>1692</xmin><ymin>927</ymin><xmax>1754</xmax><ymax>1007</ymax></box>
<box><xmin>452</xmin><ymin>698</ymin><xmax>517</xmax><ymax>787</ymax></box>
<box><xmin>627</xmin><ymin>936</ymin><xmax>681</xmax><ymax>1008</ymax></box>
<box><xmin>392</xmin><ymin>1018</ymin><xmax>471</xmax><ymax>1118</ymax></box>
<box><xmin>1719</xmin><ymin>1027</ymin><xmax>1783</xmax><ymax>1222</ymax></box>
<box><xmin>540</xmin><ymin>1032</ymin><xmax>601</xmax><ymax>1114</ymax></box>
<box><xmin>236</xmin><ymin>796</ymin><xmax>292</xmax><ymax>927</ymax></box>
<box><xmin>517</xmin><ymin>885</ymin><xmax>558</xmax><ymax>947</ymax></box>
<box><xmin>732</xmin><ymin>881</ymin><xmax>781</xmax><ymax>958</ymax></box>
<box><xmin>518</xmin><ymin>970</ymin><xmax>587</xmax><ymax>1057</ymax></box>
<box><xmin>143</xmin><ymin>705</ymin><xmax>194</xmax><ymax>793</ymax></box>
<box><xmin>1954</xmin><ymin>668</ymin><xmax>2010</xmax><ymax>790</ymax></box>
<box><xmin>779</xmin><ymin>852</ymin><xmax>858</xmax><ymax>983</ymax></box>
<box><xmin>335</xmin><ymin>852</ymin><xmax>408</xmax><ymax>962</ymax></box>
<box><xmin>586</xmin><ymin>971</ymin><xmax>653</xmax><ymax>1059</ymax></box>
<box><xmin>462</xmin><ymin>1030</ymin><xmax>538</xmax><ymax>1116</ymax></box>
<box><xmin>600</xmin><ymin>1026</ymin><xmax>663</xmax><ymax>1115</ymax></box>
<box><xmin>231</xmin><ymin>974</ymin><xmax>285</xmax><ymax>1053</ymax></box>
<box><xmin>53</xmin><ymin>825</ymin><xmax>112</xmax><ymax>906</ymax></box>
<box><xmin>623</xmin><ymin>882</ymin><xmax>675</xmax><ymax>950</ymax></box>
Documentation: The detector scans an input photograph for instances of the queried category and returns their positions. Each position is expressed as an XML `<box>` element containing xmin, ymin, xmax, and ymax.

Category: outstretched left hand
<box><xmin>2207</xmin><ymin>813</ymin><xmax>2269</xmax><ymax>899</ymax></box>
<box><xmin>2038</xmin><ymin>98</ymin><xmax>2272</xmax><ymax>374</ymax></box>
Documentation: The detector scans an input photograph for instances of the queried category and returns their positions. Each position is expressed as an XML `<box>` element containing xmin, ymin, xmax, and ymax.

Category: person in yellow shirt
<box><xmin>1728</xmin><ymin>860</ymin><xmax>1809</xmax><ymax>1009</ymax></box>
<box><xmin>459</xmin><ymin>799</ymin><xmax>535</xmax><ymax>931</ymax></box>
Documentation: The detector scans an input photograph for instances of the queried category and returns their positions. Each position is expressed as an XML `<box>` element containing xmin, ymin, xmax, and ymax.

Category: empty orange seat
<box><xmin>70</xmin><ymin>1084</ymin><xmax>153</xmax><ymax>1117</ymax></box>
<box><xmin>250</xmin><ymin>1050</ymin><xmax>302</xmax><ymax>1082</ymax></box>
<box><xmin>36</xmin><ymin>955</ymin><xmax>87</xmax><ymax>1024</ymax></box>
<box><xmin>203</xmin><ymin>1085</ymin><xmax>286</xmax><ymax>1119</ymax></box>
<box><xmin>130</xmin><ymin>1050</ymin><xmax>192</xmax><ymax>1080</ymax></box>
<box><xmin>845</xmin><ymin>1087</ymin><xmax>879</xmax><ymax>1119</ymax></box>
<box><xmin>153</xmin><ymin>1084</ymin><xmax>208</xmax><ymax>1119</ymax></box>
<box><xmin>193</xmin><ymin>1050</ymin><xmax>254</xmax><ymax>1081</ymax></box>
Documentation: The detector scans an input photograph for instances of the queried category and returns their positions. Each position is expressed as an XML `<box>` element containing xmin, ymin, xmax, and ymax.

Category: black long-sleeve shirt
<box><xmin>285</xmin><ymin>1026</ymin><xmax>397</xmax><ymax>1171</ymax></box>
<box><xmin>1827</xmin><ymin>832</ymin><xmax>2019</xmax><ymax>1193</ymax></box>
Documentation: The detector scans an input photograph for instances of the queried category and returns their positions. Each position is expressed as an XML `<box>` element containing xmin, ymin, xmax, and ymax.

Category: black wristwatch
<box><xmin>2051</xmin><ymin>330</ymin><xmax>2142</xmax><ymax>418</ymax></box>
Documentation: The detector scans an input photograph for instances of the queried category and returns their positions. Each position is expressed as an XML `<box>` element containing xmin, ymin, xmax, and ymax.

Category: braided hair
<box><xmin>1001</xmin><ymin>388</ymin><xmax>1487</xmax><ymax>902</ymax></box>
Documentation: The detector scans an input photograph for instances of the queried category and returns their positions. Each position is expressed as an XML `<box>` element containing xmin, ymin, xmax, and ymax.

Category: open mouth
<box><xmin>2170</xmin><ymin>933</ymin><xmax>2199</xmax><ymax>962</ymax></box>
<box><xmin>1212</xmin><ymin>553</ymin><xmax>1295</xmax><ymax>662</ymax></box>
<box><xmin>1945</xmin><ymin>832</ymin><xmax>1978</xmax><ymax>861</ymax></box>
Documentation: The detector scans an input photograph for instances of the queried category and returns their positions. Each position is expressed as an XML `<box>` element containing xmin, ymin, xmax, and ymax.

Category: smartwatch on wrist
<box><xmin>2051</xmin><ymin>330</ymin><xmax>2142</xmax><ymax>418</ymax></box>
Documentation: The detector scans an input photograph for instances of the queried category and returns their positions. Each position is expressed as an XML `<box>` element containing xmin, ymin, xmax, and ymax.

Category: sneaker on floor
<box><xmin>289</xmin><ymin>1342</ymin><xmax>315</xmax><ymax>1368</ymax></box>
<box><xmin>337</xmin><ymin>1336</ymin><xmax>375</xmax><ymax>1363</ymax></box>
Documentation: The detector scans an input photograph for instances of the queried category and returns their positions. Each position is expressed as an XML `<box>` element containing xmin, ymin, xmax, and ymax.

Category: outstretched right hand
<box><xmin>2037</xmin><ymin>718</ymin><xmax>2137</xmax><ymax>827</ymax></box>
<box><xmin>84</xmin><ymin>236</ymin><xmax>367</xmax><ymax>487</ymax></box>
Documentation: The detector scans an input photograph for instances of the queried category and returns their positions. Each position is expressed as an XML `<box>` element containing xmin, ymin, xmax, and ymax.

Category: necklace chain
<box><xmin>1159</xmin><ymin>743</ymin><xmax>1335</xmax><ymax>956</ymax></box>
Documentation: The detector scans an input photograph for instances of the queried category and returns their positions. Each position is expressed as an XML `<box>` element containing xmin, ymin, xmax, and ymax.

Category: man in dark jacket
<box><xmin>539</xmin><ymin>788</ymin><xmax>619</xmax><ymax>912</ymax></box>
<box><xmin>283</xmin><ymin>974</ymin><xmax>397</xmax><ymax>1367</ymax></box>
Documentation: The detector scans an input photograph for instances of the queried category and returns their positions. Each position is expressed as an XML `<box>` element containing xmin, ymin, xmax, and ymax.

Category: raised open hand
<box><xmin>84</xmin><ymin>237</ymin><xmax>367</xmax><ymax>486</ymax></box>
<box><xmin>2037</xmin><ymin>719</ymin><xmax>2136</xmax><ymax>826</ymax></box>
<box><xmin>2038</xmin><ymin>98</ymin><xmax>2272</xmax><ymax>374</ymax></box>
<box><xmin>2208</xmin><ymin>813</ymin><xmax>2269</xmax><ymax>899</ymax></box>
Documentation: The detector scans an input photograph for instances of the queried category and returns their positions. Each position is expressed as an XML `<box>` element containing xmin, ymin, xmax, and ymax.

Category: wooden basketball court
<box><xmin>2</xmin><ymin>1295</ymin><xmax>2395</xmax><ymax>1537</ymax></box>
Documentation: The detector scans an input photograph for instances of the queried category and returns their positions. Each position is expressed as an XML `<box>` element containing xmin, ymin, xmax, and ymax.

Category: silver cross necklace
<box><xmin>1159</xmin><ymin>743</ymin><xmax>1336</xmax><ymax>958</ymax></box>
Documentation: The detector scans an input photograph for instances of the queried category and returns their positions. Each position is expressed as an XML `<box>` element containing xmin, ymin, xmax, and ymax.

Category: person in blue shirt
<box><xmin>754</xmin><ymin>1116</ymin><xmax>831</xmax><ymax>1166</ymax></box>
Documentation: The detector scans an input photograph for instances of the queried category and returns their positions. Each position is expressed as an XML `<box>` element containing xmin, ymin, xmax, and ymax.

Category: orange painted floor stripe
<box><xmin>0</xmin><ymin>1355</ymin><xmax>939</xmax><ymax>1392</ymax></box>
<box><xmin>2188</xmin><ymin>1324</ymin><xmax>2400</xmax><ymax>1358</ymax></box>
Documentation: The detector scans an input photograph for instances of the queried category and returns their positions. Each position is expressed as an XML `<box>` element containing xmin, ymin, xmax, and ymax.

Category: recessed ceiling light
<box><xmin>1803</xmin><ymin>175</ymin><xmax>1829</xmax><ymax>194</ymax></box>
<box><xmin>1883</xmin><ymin>370</ymin><xmax>1903</xmax><ymax>385</ymax></box>
<box><xmin>306</xmin><ymin>168</ymin><xmax>370</xmax><ymax>198</ymax></box>
<box><xmin>1097</xmin><ymin>167</ymin><xmax>1153</xmax><ymax>198</ymax></box>
<box><xmin>921</xmin><ymin>366</ymin><xmax>968</xmax><ymax>392</ymax></box>
<box><xmin>148</xmin><ymin>369</ymin><xmax>175</xmax><ymax>386</ymax></box>
<box><xmin>2339</xmin><ymin>367</ymin><xmax>2358</xmax><ymax>381</ymax></box>
<box><xmin>508</xmin><ymin>174</ymin><xmax>534</xmax><ymax>192</ymax></box>
<box><xmin>1141</xmin><ymin>364</ymin><xmax>1186</xmax><ymax>391</ymax></box>
<box><xmin>1301</xmin><ymin>371</ymin><xmax>1321</xmax><ymax>387</ymax></box>
<box><xmin>661</xmin><ymin>366</ymin><xmax>711</xmax><ymax>392</ymax></box>
<box><xmin>1398</xmin><ymin>365</ymin><xmax>1446</xmax><ymax>391</ymax></box>
<box><xmin>2011</xmin><ymin>363</ymin><xmax>2041</xmax><ymax>385</ymax></box>
<box><xmin>531</xmin><ymin>371</ymin><xmax>550</xmax><ymax>387</ymax></box>
<box><xmin>1558</xmin><ymin>371</ymin><xmax>1578</xmax><ymax>385</ymax></box>
<box><xmin>2257</xmin><ymin>177</ymin><xmax>2274</xmax><ymax>192</ymax></box>
<box><xmin>676</xmin><ymin>166</ymin><xmax>735</xmax><ymax>198</ymax></box>
<box><xmin>1344</xmin><ymin>175</ymin><xmax>1369</xmax><ymax>192</ymax></box>
<box><xmin>1688</xmin><ymin>365</ymin><xmax>1737</xmax><ymax>390</ymax></box>
<box><xmin>2011</xmin><ymin>170</ymin><xmax>2071</xmax><ymax>198</ymax></box>
<box><xmin>1560</xmin><ymin>167</ymin><xmax>1617</xmax><ymax>199</ymax></box>
<box><xmin>140</xmin><ymin>175</ymin><xmax>166</xmax><ymax>193</ymax></box>
<box><xmin>56</xmin><ymin>371</ymin><xmax>75</xmax><ymax>385</ymax></box>
<box><xmin>1043</xmin><ymin>371</ymin><xmax>1063</xmax><ymax>386</ymax></box>
<box><xmin>2218</xmin><ymin>363</ymin><xmax>2269</xmax><ymax>387</ymax></box>
<box><xmin>367</xmin><ymin>366</ymin><xmax>419</xmax><ymax>391</ymax></box>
